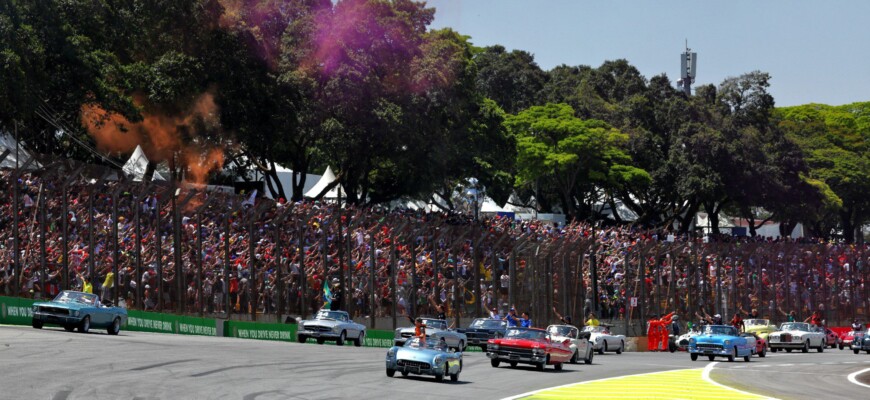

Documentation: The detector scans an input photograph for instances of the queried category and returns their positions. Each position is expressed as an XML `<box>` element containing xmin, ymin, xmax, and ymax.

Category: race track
<box><xmin>1</xmin><ymin>325</ymin><xmax>868</xmax><ymax>399</ymax></box>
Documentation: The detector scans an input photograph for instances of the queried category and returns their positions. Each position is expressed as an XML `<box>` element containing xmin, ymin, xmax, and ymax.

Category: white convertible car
<box><xmin>767</xmin><ymin>322</ymin><xmax>826</xmax><ymax>353</ymax></box>
<box><xmin>583</xmin><ymin>325</ymin><xmax>626</xmax><ymax>355</ymax></box>
<box><xmin>547</xmin><ymin>325</ymin><xmax>594</xmax><ymax>364</ymax></box>
<box><xmin>395</xmin><ymin>318</ymin><xmax>468</xmax><ymax>351</ymax></box>
<box><xmin>297</xmin><ymin>310</ymin><xmax>366</xmax><ymax>346</ymax></box>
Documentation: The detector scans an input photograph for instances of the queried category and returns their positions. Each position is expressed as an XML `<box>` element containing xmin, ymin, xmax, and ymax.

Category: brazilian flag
<box><xmin>323</xmin><ymin>279</ymin><xmax>332</xmax><ymax>308</ymax></box>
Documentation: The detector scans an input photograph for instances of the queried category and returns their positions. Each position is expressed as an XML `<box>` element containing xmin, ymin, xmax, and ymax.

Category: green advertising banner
<box><xmin>0</xmin><ymin>296</ymin><xmax>36</xmax><ymax>326</ymax></box>
<box><xmin>226</xmin><ymin>320</ymin><xmax>297</xmax><ymax>342</ymax></box>
<box><xmin>177</xmin><ymin>315</ymin><xmax>218</xmax><ymax>337</ymax></box>
<box><xmin>124</xmin><ymin>310</ymin><xmax>176</xmax><ymax>334</ymax></box>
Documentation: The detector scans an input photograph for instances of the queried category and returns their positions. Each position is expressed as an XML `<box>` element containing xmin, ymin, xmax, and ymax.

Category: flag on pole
<box><xmin>322</xmin><ymin>279</ymin><xmax>332</xmax><ymax>309</ymax></box>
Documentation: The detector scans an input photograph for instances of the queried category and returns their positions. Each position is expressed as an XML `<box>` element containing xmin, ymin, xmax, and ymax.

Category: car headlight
<box><xmin>32</xmin><ymin>305</ymin><xmax>38</xmax><ymax>312</ymax></box>
<box><xmin>689</xmin><ymin>338</ymin><xmax>696</xmax><ymax>345</ymax></box>
<box><xmin>333</xmin><ymin>326</ymin><xmax>342</xmax><ymax>333</ymax></box>
<box><xmin>73</xmin><ymin>310</ymin><xmax>80</xmax><ymax>317</ymax></box>
<box><xmin>434</xmin><ymin>355</ymin><xmax>444</xmax><ymax>365</ymax></box>
<box><xmin>532</xmin><ymin>348</ymin><xmax>544</xmax><ymax>355</ymax></box>
<box><xmin>724</xmin><ymin>340</ymin><xmax>731</xmax><ymax>346</ymax></box>
<box><xmin>489</xmin><ymin>343</ymin><xmax>499</xmax><ymax>351</ymax></box>
<box><xmin>387</xmin><ymin>348</ymin><xmax>397</xmax><ymax>357</ymax></box>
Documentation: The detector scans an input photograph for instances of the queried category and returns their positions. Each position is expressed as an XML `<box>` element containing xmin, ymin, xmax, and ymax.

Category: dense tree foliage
<box><xmin>0</xmin><ymin>0</ymin><xmax>866</xmax><ymax>240</ymax></box>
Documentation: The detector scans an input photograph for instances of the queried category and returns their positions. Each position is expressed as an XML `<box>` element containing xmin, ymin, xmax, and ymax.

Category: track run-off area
<box><xmin>1</xmin><ymin>325</ymin><xmax>869</xmax><ymax>400</ymax></box>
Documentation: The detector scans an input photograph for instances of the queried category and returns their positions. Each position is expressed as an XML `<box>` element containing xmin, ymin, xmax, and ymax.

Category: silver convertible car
<box><xmin>386</xmin><ymin>337</ymin><xmax>463</xmax><ymax>382</ymax></box>
<box><xmin>31</xmin><ymin>291</ymin><xmax>127</xmax><ymax>335</ymax></box>
<box><xmin>395</xmin><ymin>318</ymin><xmax>468</xmax><ymax>351</ymax></box>
<box><xmin>297</xmin><ymin>310</ymin><xmax>366</xmax><ymax>346</ymax></box>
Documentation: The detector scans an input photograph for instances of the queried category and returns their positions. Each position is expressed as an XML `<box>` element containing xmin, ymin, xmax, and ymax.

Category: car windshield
<box><xmin>470</xmin><ymin>319</ymin><xmax>506</xmax><ymax>329</ymax></box>
<box><xmin>703</xmin><ymin>326</ymin><xmax>738</xmax><ymax>336</ymax></box>
<box><xmin>745</xmin><ymin>319</ymin><xmax>769</xmax><ymax>326</ymax></box>
<box><xmin>403</xmin><ymin>337</ymin><xmax>448</xmax><ymax>351</ymax></box>
<box><xmin>582</xmin><ymin>326</ymin><xmax>606</xmax><ymax>333</ymax></box>
<box><xmin>316</xmin><ymin>310</ymin><xmax>347</xmax><ymax>321</ymax></box>
<box><xmin>422</xmin><ymin>319</ymin><xmax>448</xmax><ymax>330</ymax></box>
<box><xmin>547</xmin><ymin>325</ymin><xmax>577</xmax><ymax>338</ymax></box>
<box><xmin>53</xmin><ymin>291</ymin><xmax>97</xmax><ymax>305</ymax></box>
<box><xmin>505</xmin><ymin>328</ymin><xmax>547</xmax><ymax>340</ymax></box>
<box><xmin>780</xmin><ymin>323</ymin><xmax>809</xmax><ymax>331</ymax></box>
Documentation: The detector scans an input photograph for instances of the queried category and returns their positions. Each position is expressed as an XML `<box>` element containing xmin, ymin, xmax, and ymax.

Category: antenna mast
<box><xmin>678</xmin><ymin>40</ymin><xmax>697</xmax><ymax>96</ymax></box>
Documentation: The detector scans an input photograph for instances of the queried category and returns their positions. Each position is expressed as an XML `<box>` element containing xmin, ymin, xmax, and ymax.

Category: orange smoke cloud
<box><xmin>80</xmin><ymin>92</ymin><xmax>224</xmax><ymax>185</ymax></box>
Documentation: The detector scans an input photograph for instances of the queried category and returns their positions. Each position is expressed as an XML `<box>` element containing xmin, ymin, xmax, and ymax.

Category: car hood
<box><xmin>745</xmin><ymin>326</ymin><xmax>775</xmax><ymax>333</ymax></box>
<box><xmin>394</xmin><ymin>347</ymin><xmax>445</xmax><ymax>362</ymax></box>
<box><xmin>33</xmin><ymin>301</ymin><xmax>87</xmax><ymax>311</ymax></box>
<box><xmin>301</xmin><ymin>319</ymin><xmax>342</xmax><ymax>328</ymax></box>
<box><xmin>694</xmin><ymin>334</ymin><xmax>738</xmax><ymax>343</ymax></box>
<box><xmin>490</xmin><ymin>338</ymin><xmax>548</xmax><ymax>349</ymax></box>
<box><xmin>771</xmin><ymin>329</ymin><xmax>810</xmax><ymax>335</ymax></box>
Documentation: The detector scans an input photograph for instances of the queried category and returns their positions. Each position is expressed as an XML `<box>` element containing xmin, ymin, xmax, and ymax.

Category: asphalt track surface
<box><xmin>1</xmin><ymin>325</ymin><xmax>869</xmax><ymax>400</ymax></box>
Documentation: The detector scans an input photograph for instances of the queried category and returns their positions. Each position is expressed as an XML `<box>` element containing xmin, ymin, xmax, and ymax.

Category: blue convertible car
<box><xmin>688</xmin><ymin>325</ymin><xmax>753</xmax><ymax>362</ymax></box>
<box><xmin>386</xmin><ymin>337</ymin><xmax>463</xmax><ymax>382</ymax></box>
<box><xmin>31</xmin><ymin>291</ymin><xmax>128</xmax><ymax>335</ymax></box>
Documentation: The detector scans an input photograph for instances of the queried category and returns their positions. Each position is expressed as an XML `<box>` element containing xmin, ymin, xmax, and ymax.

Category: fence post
<box><xmin>369</xmin><ymin>224</ymin><xmax>377</xmax><ymax>329</ymax></box>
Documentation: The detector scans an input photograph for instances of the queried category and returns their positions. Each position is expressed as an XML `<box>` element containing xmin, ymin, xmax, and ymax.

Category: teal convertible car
<box><xmin>31</xmin><ymin>291</ymin><xmax>127</xmax><ymax>335</ymax></box>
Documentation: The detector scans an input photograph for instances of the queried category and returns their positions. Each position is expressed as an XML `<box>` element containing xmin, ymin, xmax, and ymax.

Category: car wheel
<box><xmin>354</xmin><ymin>331</ymin><xmax>365</xmax><ymax>347</ymax></box>
<box><xmin>727</xmin><ymin>347</ymin><xmax>736</xmax><ymax>362</ymax></box>
<box><xmin>616</xmin><ymin>341</ymin><xmax>624</xmax><ymax>355</ymax></box>
<box><xmin>536</xmin><ymin>356</ymin><xmax>548</xmax><ymax>371</ymax></box>
<box><xmin>386</xmin><ymin>368</ymin><xmax>395</xmax><ymax>378</ymax></box>
<box><xmin>570</xmin><ymin>350</ymin><xmax>579</xmax><ymax>364</ymax></box>
<box><xmin>509</xmin><ymin>361</ymin><xmax>518</xmax><ymax>368</ymax></box>
<box><xmin>316</xmin><ymin>338</ymin><xmax>325</xmax><ymax>345</ymax></box>
<box><xmin>771</xmin><ymin>347</ymin><xmax>778</xmax><ymax>353</ymax></box>
<box><xmin>854</xmin><ymin>348</ymin><xmax>860</xmax><ymax>355</ymax></box>
<box><xmin>690</xmin><ymin>353</ymin><xmax>698</xmax><ymax>361</ymax></box>
<box><xmin>108</xmin><ymin>318</ymin><xmax>121</xmax><ymax>336</ymax></box>
<box><xmin>63</xmin><ymin>325</ymin><xmax>75</xmax><ymax>332</ymax></box>
<box><xmin>786</xmin><ymin>348</ymin><xmax>792</xmax><ymax>353</ymax></box>
<box><xmin>743</xmin><ymin>353</ymin><xmax>750</xmax><ymax>362</ymax></box>
<box><xmin>598</xmin><ymin>342</ymin><xmax>605</xmax><ymax>355</ymax></box>
<box><xmin>490</xmin><ymin>359</ymin><xmax>500</xmax><ymax>368</ymax></box>
<box><xmin>435</xmin><ymin>371</ymin><xmax>444</xmax><ymax>382</ymax></box>
<box><xmin>554</xmin><ymin>362</ymin><xmax>563</xmax><ymax>371</ymax></box>
<box><xmin>401</xmin><ymin>370</ymin><xmax>409</xmax><ymax>377</ymax></box>
<box><xmin>78</xmin><ymin>316</ymin><xmax>90</xmax><ymax>333</ymax></box>
<box><xmin>585</xmin><ymin>350</ymin><xmax>593</xmax><ymax>365</ymax></box>
<box><xmin>817</xmin><ymin>342</ymin><xmax>824</xmax><ymax>353</ymax></box>
<box><xmin>801</xmin><ymin>341</ymin><xmax>809</xmax><ymax>353</ymax></box>
<box><xmin>759</xmin><ymin>347</ymin><xmax>766</xmax><ymax>358</ymax></box>
<box><xmin>297</xmin><ymin>335</ymin><xmax>307</xmax><ymax>344</ymax></box>
<box><xmin>337</xmin><ymin>331</ymin><xmax>346</xmax><ymax>346</ymax></box>
<box><xmin>450</xmin><ymin>371</ymin><xmax>459</xmax><ymax>382</ymax></box>
<box><xmin>459</xmin><ymin>340</ymin><xmax>466</xmax><ymax>352</ymax></box>
<box><xmin>32</xmin><ymin>320</ymin><xmax>43</xmax><ymax>329</ymax></box>
<box><xmin>707</xmin><ymin>355</ymin><xmax>715</xmax><ymax>361</ymax></box>
<box><xmin>839</xmin><ymin>343</ymin><xmax>844</xmax><ymax>350</ymax></box>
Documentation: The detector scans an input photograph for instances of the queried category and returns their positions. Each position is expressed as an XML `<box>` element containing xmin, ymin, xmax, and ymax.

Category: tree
<box><xmin>473</xmin><ymin>45</ymin><xmax>548</xmax><ymax>114</ymax></box>
<box><xmin>506</xmin><ymin>103</ymin><xmax>647</xmax><ymax>218</ymax></box>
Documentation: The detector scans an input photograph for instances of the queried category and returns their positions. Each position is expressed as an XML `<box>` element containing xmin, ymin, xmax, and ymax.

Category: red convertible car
<box><xmin>486</xmin><ymin>327</ymin><xmax>573</xmax><ymax>371</ymax></box>
<box><xmin>839</xmin><ymin>330</ymin><xmax>865</xmax><ymax>350</ymax></box>
<box><xmin>741</xmin><ymin>332</ymin><xmax>767</xmax><ymax>357</ymax></box>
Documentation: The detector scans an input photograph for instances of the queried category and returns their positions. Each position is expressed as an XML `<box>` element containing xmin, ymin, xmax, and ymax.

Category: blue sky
<box><xmin>426</xmin><ymin>0</ymin><xmax>870</xmax><ymax>107</ymax></box>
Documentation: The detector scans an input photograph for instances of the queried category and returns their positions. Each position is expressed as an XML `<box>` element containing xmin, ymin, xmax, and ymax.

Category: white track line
<box><xmin>846</xmin><ymin>368</ymin><xmax>870</xmax><ymax>390</ymax></box>
<box><xmin>702</xmin><ymin>362</ymin><xmax>778</xmax><ymax>400</ymax></box>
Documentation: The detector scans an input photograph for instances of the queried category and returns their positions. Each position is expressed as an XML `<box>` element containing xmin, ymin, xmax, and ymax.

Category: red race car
<box><xmin>823</xmin><ymin>328</ymin><xmax>841</xmax><ymax>349</ymax></box>
<box><xmin>741</xmin><ymin>332</ymin><xmax>768</xmax><ymax>357</ymax></box>
<box><xmin>839</xmin><ymin>330</ymin><xmax>866</xmax><ymax>350</ymax></box>
<box><xmin>486</xmin><ymin>327</ymin><xmax>573</xmax><ymax>371</ymax></box>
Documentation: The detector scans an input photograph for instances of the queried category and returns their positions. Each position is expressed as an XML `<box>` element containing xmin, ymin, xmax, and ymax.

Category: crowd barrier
<box><xmin>1</xmin><ymin>296</ymin><xmax>483</xmax><ymax>350</ymax></box>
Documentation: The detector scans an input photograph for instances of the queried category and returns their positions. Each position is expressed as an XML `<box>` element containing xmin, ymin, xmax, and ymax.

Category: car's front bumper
<box><xmin>386</xmin><ymin>359</ymin><xmax>445</xmax><ymax>376</ymax></box>
<box><xmin>689</xmin><ymin>346</ymin><xmax>730</xmax><ymax>356</ymax></box>
<box><xmin>768</xmin><ymin>341</ymin><xmax>807</xmax><ymax>348</ymax></box>
<box><xmin>486</xmin><ymin>351</ymin><xmax>547</xmax><ymax>364</ymax></box>
<box><xmin>297</xmin><ymin>330</ymin><xmax>341</xmax><ymax>339</ymax></box>
<box><xmin>32</xmin><ymin>312</ymin><xmax>80</xmax><ymax>325</ymax></box>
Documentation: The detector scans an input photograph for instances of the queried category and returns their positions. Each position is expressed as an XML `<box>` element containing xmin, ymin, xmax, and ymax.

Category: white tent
<box><xmin>480</xmin><ymin>196</ymin><xmax>510</xmax><ymax>213</ymax></box>
<box><xmin>304</xmin><ymin>166</ymin><xmax>346</xmax><ymax>199</ymax></box>
<box><xmin>122</xmin><ymin>145</ymin><xmax>166</xmax><ymax>181</ymax></box>
<box><xmin>267</xmin><ymin>163</ymin><xmax>320</xmax><ymax>200</ymax></box>
<box><xmin>0</xmin><ymin>131</ymin><xmax>40</xmax><ymax>170</ymax></box>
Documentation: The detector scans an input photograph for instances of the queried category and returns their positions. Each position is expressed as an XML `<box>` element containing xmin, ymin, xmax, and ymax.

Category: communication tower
<box><xmin>677</xmin><ymin>40</ymin><xmax>697</xmax><ymax>96</ymax></box>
